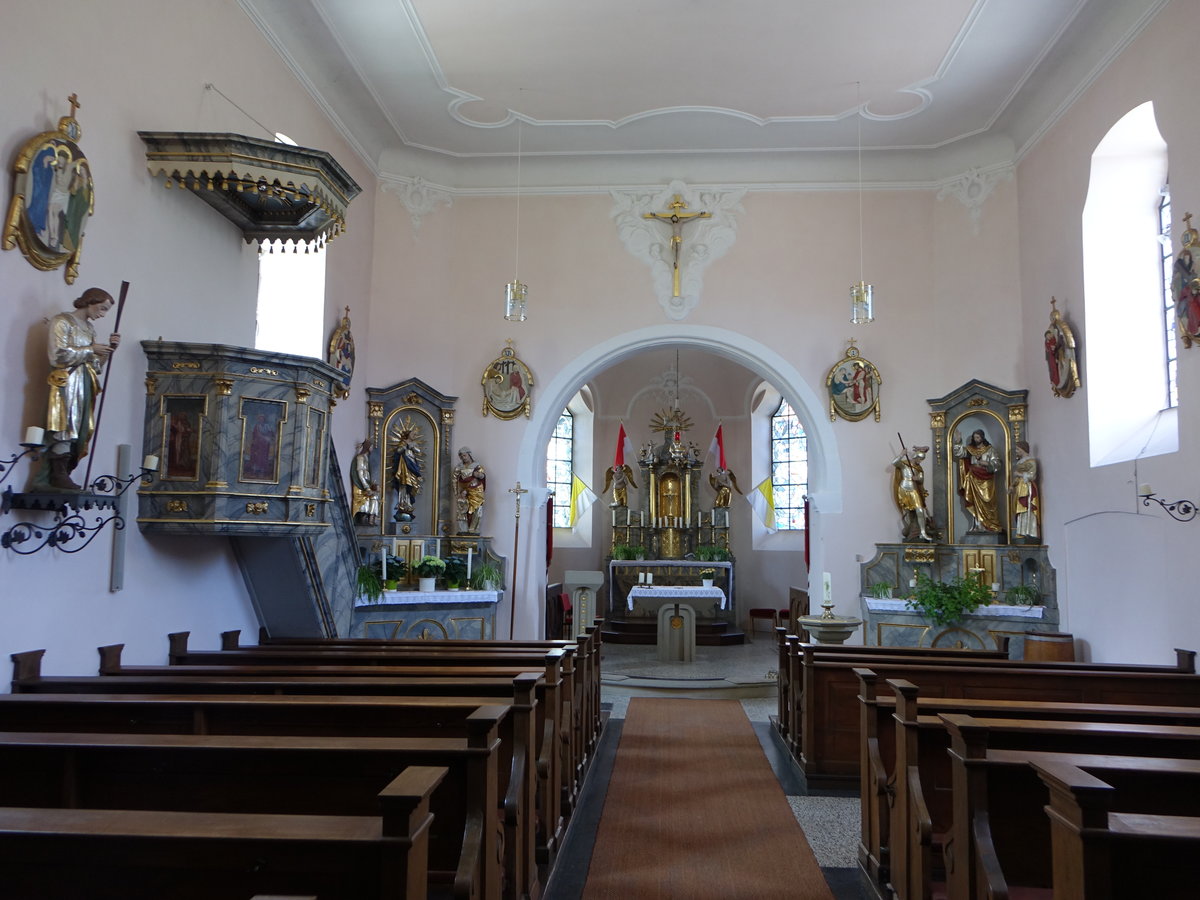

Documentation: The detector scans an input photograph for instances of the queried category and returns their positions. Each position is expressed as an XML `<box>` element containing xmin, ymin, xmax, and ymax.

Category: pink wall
<box><xmin>1016</xmin><ymin>0</ymin><xmax>1200</xmax><ymax>661</ymax></box>
<box><xmin>0</xmin><ymin>0</ymin><xmax>378</xmax><ymax>680</ymax></box>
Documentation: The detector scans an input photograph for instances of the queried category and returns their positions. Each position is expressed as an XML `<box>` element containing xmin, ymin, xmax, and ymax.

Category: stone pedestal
<box><xmin>657</xmin><ymin>603</ymin><xmax>696</xmax><ymax>662</ymax></box>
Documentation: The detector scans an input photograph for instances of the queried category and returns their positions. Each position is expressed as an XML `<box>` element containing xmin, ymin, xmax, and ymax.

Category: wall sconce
<box><xmin>1138</xmin><ymin>483</ymin><xmax>1197</xmax><ymax>522</ymax></box>
<box><xmin>1</xmin><ymin>449</ymin><xmax>158</xmax><ymax>554</ymax></box>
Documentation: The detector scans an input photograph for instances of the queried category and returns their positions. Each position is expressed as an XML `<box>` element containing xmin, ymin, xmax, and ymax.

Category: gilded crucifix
<box><xmin>643</xmin><ymin>194</ymin><xmax>711</xmax><ymax>298</ymax></box>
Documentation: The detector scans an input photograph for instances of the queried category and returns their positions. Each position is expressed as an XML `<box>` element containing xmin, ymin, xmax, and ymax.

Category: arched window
<box><xmin>770</xmin><ymin>398</ymin><xmax>808</xmax><ymax>530</ymax></box>
<box><xmin>1082</xmin><ymin>101</ymin><xmax>1176</xmax><ymax>466</ymax></box>
<box><xmin>547</xmin><ymin>409</ymin><xmax>574</xmax><ymax>528</ymax></box>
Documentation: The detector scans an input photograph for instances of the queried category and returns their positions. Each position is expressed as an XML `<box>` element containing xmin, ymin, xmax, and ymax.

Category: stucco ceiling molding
<box><xmin>936</xmin><ymin>165</ymin><xmax>1014</xmax><ymax>233</ymax></box>
<box><xmin>611</xmin><ymin>180</ymin><xmax>745</xmax><ymax>321</ymax></box>
<box><xmin>382</xmin><ymin>175</ymin><xmax>453</xmax><ymax>231</ymax></box>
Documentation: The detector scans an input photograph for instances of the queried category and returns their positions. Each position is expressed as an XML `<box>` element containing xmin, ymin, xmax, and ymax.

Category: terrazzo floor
<box><xmin>544</xmin><ymin>640</ymin><xmax>868</xmax><ymax>899</ymax></box>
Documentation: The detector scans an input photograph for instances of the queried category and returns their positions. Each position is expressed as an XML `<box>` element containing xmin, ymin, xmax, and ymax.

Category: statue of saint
<box><xmin>891</xmin><ymin>446</ymin><xmax>935</xmax><ymax>542</ymax></box>
<box><xmin>1011</xmin><ymin>441</ymin><xmax>1040</xmax><ymax>542</ymax></box>
<box><xmin>952</xmin><ymin>428</ymin><xmax>1002</xmax><ymax>533</ymax></box>
<box><xmin>36</xmin><ymin>286</ymin><xmax>120</xmax><ymax>490</ymax></box>
<box><xmin>350</xmin><ymin>437</ymin><xmax>380</xmax><ymax>526</ymax></box>
<box><xmin>454</xmin><ymin>446</ymin><xmax>486</xmax><ymax>534</ymax></box>
<box><xmin>603</xmin><ymin>463</ymin><xmax>637</xmax><ymax>508</ymax></box>
<box><xmin>390</xmin><ymin>417</ymin><xmax>424</xmax><ymax>522</ymax></box>
<box><xmin>708</xmin><ymin>467</ymin><xmax>742</xmax><ymax>508</ymax></box>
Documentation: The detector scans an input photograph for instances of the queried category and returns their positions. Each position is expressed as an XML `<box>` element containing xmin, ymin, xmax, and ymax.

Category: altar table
<box><xmin>627</xmin><ymin>585</ymin><xmax>727</xmax><ymax>616</ymax></box>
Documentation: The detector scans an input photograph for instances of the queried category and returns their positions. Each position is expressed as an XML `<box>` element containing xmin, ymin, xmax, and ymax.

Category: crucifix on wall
<box><xmin>643</xmin><ymin>194</ymin><xmax>711</xmax><ymax>298</ymax></box>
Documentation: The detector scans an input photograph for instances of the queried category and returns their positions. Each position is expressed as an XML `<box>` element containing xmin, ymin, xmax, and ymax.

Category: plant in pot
<box><xmin>357</xmin><ymin>564</ymin><xmax>384</xmax><ymax>604</ymax></box>
<box><xmin>1004</xmin><ymin>583</ymin><xmax>1041</xmax><ymax>607</ymax></box>
<box><xmin>869</xmin><ymin>581</ymin><xmax>895</xmax><ymax>600</ymax></box>
<box><xmin>413</xmin><ymin>555</ymin><xmax>446</xmax><ymax>591</ymax></box>
<box><xmin>611</xmin><ymin>543</ymin><xmax>639</xmax><ymax>560</ymax></box>
<box><xmin>443</xmin><ymin>555</ymin><xmax>468</xmax><ymax>591</ymax></box>
<box><xmin>471</xmin><ymin>561</ymin><xmax>503</xmax><ymax>591</ymax></box>
<box><xmin>905</xmin><ymin>571</ymin><xmax>992</xmax><ymax>626</ymax></box>
<box><xmin>698</xmin><ymin>567</ymin><xmax>715</xmax><ymax>587</ymax></box>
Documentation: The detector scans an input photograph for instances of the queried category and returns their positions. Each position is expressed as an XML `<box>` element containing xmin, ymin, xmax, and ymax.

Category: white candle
<box><xmin>909</xmin><ymin>577</ymin><xmax>916</xmax><ymax>588</ymax></box>
<box><xmin>23</xmin><ymin>426</ymin><xmax>44</xmax><ymax>446</ymax></box>
<box><xmin>647</xmin><ymin>573</ymin><xmax>653</xmax><ymax>585</ymax></box>
<box><xmin>435</xmin><ymin>539</ymin><xmax>441</xmax><ymax>557</ymax></box>
<box><xmin>143</xmin><ymin>455</ymin><xmax>159</xmax><ymax>471</ymax></box>
<box><xmin>638</xmin><ymin>572</ymin><xmax>646</xmax><ymax>584</ymax></box>
<box><xmin>1139</xmin><ymin>483</ymin><xmax>1154</xmax><ymax>497</ymax></box>
<box><xmin>467</xmin><ymin>547</ymin><xmax>473</xmax><ymax>581</ymax></box>
<box><xmin>991</xmin><ymin>582</ymin><xmax>1000</xmax><ymax>592</ymax></box>
<box><xmin>381</xmin><ymin>548</ymin><xmax>387</xmax><ymax>580</ymax></box>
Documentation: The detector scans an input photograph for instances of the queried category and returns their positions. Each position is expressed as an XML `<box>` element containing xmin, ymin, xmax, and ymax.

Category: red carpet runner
<box><xmin>582</xmin><ymin>697</ymin><xmax>834</xmax><ymax>899</ymax></box>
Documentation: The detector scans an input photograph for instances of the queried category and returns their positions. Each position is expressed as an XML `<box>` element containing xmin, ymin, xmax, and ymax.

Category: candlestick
<box><xmin>23</xmin><ymin>426</ymin><xmax>44</xmax><ymax>446</ymax></box>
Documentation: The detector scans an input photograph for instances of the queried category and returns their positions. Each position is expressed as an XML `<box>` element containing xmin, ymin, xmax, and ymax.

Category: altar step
<box><xmin>601</xmin><ymin>618</ymin><xmax>745</xmax><ymax>646</ymax></box>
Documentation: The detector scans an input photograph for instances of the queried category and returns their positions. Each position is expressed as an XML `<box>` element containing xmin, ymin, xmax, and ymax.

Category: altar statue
<box><xmin>603</xmin><ymin>463</ymin><xmax>637</xmax><ymax>508</ymax></box>
<box><xmin>708</xmin><ymin>467</ymin><xmax>742</xmax><ymax>508</ymax></box>
<box><xmin>350</xmin><ymin>437</ymin><xmax>380</xmax><ymax>526</ymax></box>
<box><xmin>891</xmin><ymin>446</ymin><xmax>934</xmax><ymax>542</ymax></box>
<box><xmin>390</xmin><ymin>417</ymin><xmax>424</xmax><ymax>522</ymax></box>
<box><xmin>952</xmin><ymin>428</ymin><xmax>1002</xmax><ymax>533</ymax></box>
<box><xmin>1011</xmin><ymin>441</ymin><xmax>1040</xmax><ymax>542</ymax></box>
<box><xmin>454</xmin><ymin>446</ymin><xmax>486</xmax><ymax>533</ymax></box>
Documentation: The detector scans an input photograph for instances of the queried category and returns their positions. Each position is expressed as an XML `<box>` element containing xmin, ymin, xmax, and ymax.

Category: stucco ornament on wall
<box><xmin>936</xmin><ymin>166</ymin><xmax>1013</xmax><ymax>235</ymax></box>
<box><xmin>382</xmin><ymin>175</ymin><xmax>453</xmax><ymax>232</ymax></box>
<box><xmin>611</xmin><ymin>180</ymin><xmax>745</xmax><ymax>320</ymax></box>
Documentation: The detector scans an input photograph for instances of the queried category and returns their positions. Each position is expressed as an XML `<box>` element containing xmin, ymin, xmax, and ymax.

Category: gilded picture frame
<box><xmin>826</xmin><ymin>342</ymin><xmax>882</xmax><ymax>422</ymax></box>
<box><xmin>1044</xmin><ymin>297</ymin><xmax>1080</xmax><ymax>398</ymax></box>
<box><xmin>2</xmin><ymin>96</ymin><xmax>94</xmax><ymax>284</ymax></box>
<box><xmin>327</xmin><ymin>306</ymin><xmax>355</xmax><ymax>399</ymax></box>
<box><xmin>481</xmin><ymin>341</ymin><xmax>534</xmax><ymax>420</ymax></box>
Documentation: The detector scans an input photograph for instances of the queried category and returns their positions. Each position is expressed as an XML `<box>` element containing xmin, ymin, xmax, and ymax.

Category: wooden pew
<box><xmin>795</xmin><ymin>648</ymin><xmax>1200</xmax><ymax>786</ymax></box>
<box><xmin>1034</xmin><ymin>758</ymin><xmax>1200</xmax><ymax>900</ymax></box>
<box><xmin>100</xmin><ymin>640</ymin><xmax>575</xmax><ymax>848</ymax></box>
<box><xmin>198</xmin><ymin>629</ymin><xmax>595</xmax><ymax>803</ymax></box>
<box><xmin>856</xmin><ymin>670</ymin><xmax>1200</xmax><ymax>896</ymax></box>
<box><xmin>943</xmin><ymin>718</ymin><xmax>1200</xmax><ymax>900</ymax></box>
<box><xmin>0</xmin><ymin>765</ymin><xmax>446</xmax><ymax>900</ymax></box>
<box><xmin>0</xmin><ymin>720</ymin><xmax>505</xmax><ymax>900</ymax></box>
<box><xmin>0</xmin><ymin>689</ymin><xmax>540</xmax><ymax>900</ymax></box>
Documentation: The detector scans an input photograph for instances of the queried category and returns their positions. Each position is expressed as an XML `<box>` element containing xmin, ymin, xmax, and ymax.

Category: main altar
<box><xmin>602</xmin><ymin>408</ymin><xmax>742</xmax><ymax>644</ymax></box>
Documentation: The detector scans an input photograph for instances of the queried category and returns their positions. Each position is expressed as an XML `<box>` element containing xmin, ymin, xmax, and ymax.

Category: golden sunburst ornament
<box><xmin>649</xmin><ymin>408</ymin><xmax>693</xmax><ymax>435</ymax></box>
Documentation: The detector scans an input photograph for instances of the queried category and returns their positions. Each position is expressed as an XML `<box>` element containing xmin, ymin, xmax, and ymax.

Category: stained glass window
<box><xmin>547</xmin><ymin>410</ymin><xmax>574</xmax><ymax>527</ymax></box>
<box><xmin>771</xmin><ymin>398</ymin><xmax>808</xmax><ymax>530</ymax></box>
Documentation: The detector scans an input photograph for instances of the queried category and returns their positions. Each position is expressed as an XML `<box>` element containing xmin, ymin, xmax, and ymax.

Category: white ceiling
<box><xmin>239</xmin><ymin>0</ymin><xmax>1166</xmax><ymax>190</ymax></box>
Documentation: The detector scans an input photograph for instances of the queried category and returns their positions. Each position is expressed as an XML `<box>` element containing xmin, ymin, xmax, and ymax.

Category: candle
<box><xmin>638</xmin><ymin>572</ymin><xmax>646</xmax><ymax>584</ymax></box>
<box><xmin>1139</xmin><ymin>483</ymin><xmax>1154</xmax><ymax>497</ymax></box>
<box><xmin>823</xmin><ymin>571</ymin><xmax>832</xmax><ymax>605</ymax></box>
<box><xmin>23</xmin><ymin>426</ymin><xmax>44</xmax><ymax>446</ymax></box>
<box><xmin>991</xmin><ymin>582</ymin><xmax>1000</xmax><ymax>593</ymax></box>
<box><xmin>467</xmin><ymin>547</ymin><xmax>473</xmax><ymax>582</ymax></box>
<box><xmin>909</xmin><ymin>577</ymin><xmax>916</xmax><ymax>588</ymax></box>
<box><xmin>142</xmin><ymin>455</ymin><xmax>159</xmax><ymax>471</ymax></box>
<box><xmin>435</xmin><ymin>539</ymin><xmax>441</xmax><ymax>557</ymax></box>
<box><xmin>381</xmin><ymin>548</ymin><xmax>387</xmax><ymax>581</ymax></box>
<box><xmin>647</xmin><ymin>573</ymin><xmax>653</xmax><ymax>585</ymax></box>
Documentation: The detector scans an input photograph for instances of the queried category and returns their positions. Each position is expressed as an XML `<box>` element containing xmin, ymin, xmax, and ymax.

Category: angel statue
<box><xmin>708</xmin><ymin>467</ymin><xmax>742</xmax><ymax>508</ymax></box>
<box><xmin>603</xmin><ymin>463</ymin><xmax>637</xmax><ymax>508</ymax></box>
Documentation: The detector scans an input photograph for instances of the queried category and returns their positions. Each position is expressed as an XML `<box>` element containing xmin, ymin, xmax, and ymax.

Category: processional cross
<box><xmin>643</xmin><ymin>194</ymin><xmax>711</xmax><ymax>298</ymax></box>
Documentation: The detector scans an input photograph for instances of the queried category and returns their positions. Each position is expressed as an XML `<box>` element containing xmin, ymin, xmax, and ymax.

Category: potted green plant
<box><xmin>905</xmin><ymin>571</ymin><xmax>992</xmax><ymax>626</ymax></box>
<box><xmin>443</xmin><ymin>555</ymin><xmax>468</xmax><ymax>590</ymax></box>
<box><xmin>869</xmin><ymin>581</ymin><xmax>894</xmax><ymax>600</ymax></box>
<box><xmin>698</xmin><ymin>567</ymin><xmax>715</xmax><ymax>587</ymax></box>
<box><xmin>471</xmin><ymin>560</ymin><xmax>503</xmax><ymax>591</ymax></box>
<box><xmin>611</xmin><ymin>543</ymin><xmax>639</xmax><ymax>560</ymax></box>
<box><xmin>1004</xmin><ymin>583</ymin><xmax>1041</xmax><ymax>607</ymax></box>
<box><xmin>413</xmin><ymin>555</ymin><xmax>446</xmax><ymax>592</ymax></box>
<box><xmin>357</xmin><ymin>563</ymin><xmax>384</xmax><ymax>604</ymax></box>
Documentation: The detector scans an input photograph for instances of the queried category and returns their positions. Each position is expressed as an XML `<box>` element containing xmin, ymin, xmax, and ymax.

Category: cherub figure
<box><xmin>603</xmin><ymin>463</ymin><xmax>638</xmax><ymax>508</ymax></box>
<box><xmin>708</xmin><ymin>467</ymin><xmax>742</xmax><ymax>508</ymax></box>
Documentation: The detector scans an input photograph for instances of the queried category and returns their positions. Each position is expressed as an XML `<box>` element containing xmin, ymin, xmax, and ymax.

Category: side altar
<box><xmin>859</xmin><ymin>380</ymin><xmax>1059</xmax><ymax>658</ymax></box>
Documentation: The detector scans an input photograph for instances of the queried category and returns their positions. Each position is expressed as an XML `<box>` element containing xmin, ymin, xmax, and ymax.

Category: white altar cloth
<box><xmin>628</xmin><ymin>585</ymin><xmax>727</xmax><ymax>610</ymax></box>
<box><xmin>862</xmin><ymin>597</ymin><xmax>1045</xmax><ymax>619</ymax></box>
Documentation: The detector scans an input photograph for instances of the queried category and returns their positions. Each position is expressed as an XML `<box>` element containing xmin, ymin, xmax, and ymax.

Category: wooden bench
<box><xmin>0</xmin><ymin>765</ymin><xmax>446</xmax><ymax>900</ymax></box>
<box><xmin>1034</xmin><ymin>757</ymin><xmax>1200</xmax><ymax>900</ymax></box>
<box><xmin>0</xmin><ymin>720</ymin><xmax>506</xmax><ymax>900</ymax></box>
<box><xmin>0</xmin><ymin>689</ymin><xmax>540</xmax><ymax>900</ymax></box>
<box><xmin>856</xmin><ymin>670</ymin><xmax>1200</xmax><ymax>896</ymax></box>
<box><xmin>942</xmin><ymin>718</ymin><xmax>1200</xmax><ymax>900</ymax></box>
<box><xmin>793</xmin><ymin>648</ymin><xmax>1200</xmax><ymax>786</ymax></box>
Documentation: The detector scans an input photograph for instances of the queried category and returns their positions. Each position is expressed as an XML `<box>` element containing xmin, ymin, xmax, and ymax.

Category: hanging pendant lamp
<box><xmin>850</xmin><ymin>82</ymin><xmax>874</xmax><ymax>325</ymax></box>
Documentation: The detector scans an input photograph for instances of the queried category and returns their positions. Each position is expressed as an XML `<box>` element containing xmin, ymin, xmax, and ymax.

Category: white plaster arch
<box><xmin>508</xmin><ymin>323</ymin><xmax>843</xmax><ymax>637</ymax></box>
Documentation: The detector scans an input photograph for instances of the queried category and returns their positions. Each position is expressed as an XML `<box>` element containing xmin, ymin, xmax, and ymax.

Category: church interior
<box><xmin>2</xmin><ymin>1</ymin><xmax>1200</xmax><ymax>898</ymax></box>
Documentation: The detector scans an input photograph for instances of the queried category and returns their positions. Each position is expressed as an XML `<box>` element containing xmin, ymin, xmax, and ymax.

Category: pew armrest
<box><xmin>972</xmin><ymin>813</ymin><xmax>1010</xmax><ymax>900</ymax></box>
<box><xmin>908</xmin><ymin>766</ymin><xmax>932</xmax><ymax>849</ymax></box>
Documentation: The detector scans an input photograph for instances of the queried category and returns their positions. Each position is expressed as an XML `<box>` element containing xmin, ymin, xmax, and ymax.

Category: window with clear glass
<box><xmin>255</xmin><ymin>240</ymin><xmax>326</xmax><ymax>358</ymax></box>
<box><xmin>547</xmin><ymin>409</ymin><xmax>574</xmax><ymax>528</ymax></box>
<box><xmin>770</xmin><ymin>398</ymin><xmax>808</xmax><ymax>530</ymax></box>
<box><xmin>1159</xmin><ymin>186</ymin><xmax>1179</xmax><ymax>409</ymax></box>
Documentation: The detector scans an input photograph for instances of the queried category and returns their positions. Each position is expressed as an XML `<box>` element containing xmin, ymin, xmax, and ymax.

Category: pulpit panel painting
<box><xmin>162</xmin><ymin>395</ymin><xmax>205</xmax><ymax>481</ymax></box>
<box><xmin>305</xmin><ymin>407</ymin><xmax>327</xmax><ymax>488</ymax></box>
<box><xmin>239</xmin><ymin>398</ymin><xmax>287</xmax><ymax>484</ymax></box>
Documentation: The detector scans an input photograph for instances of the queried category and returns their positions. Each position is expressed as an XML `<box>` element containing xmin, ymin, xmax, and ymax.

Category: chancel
<box><xmin>3</xmin><ymin>3</ymin><xmax>1200</xmax><ymax>898</ymax></box>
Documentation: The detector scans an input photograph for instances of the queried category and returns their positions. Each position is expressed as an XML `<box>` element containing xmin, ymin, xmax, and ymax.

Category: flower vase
<box><xmin>702</xmin><ymin>578</ymin><xmax>714</xmax><ymax>588</ymax></box>
<box><xmin>419</xmin><ymin>576</ymin><xmax>436</xmax><ymax>592</ymax></box>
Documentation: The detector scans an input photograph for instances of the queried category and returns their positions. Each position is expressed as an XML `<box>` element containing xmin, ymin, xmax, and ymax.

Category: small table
<box><xmin>627</xmin><ymin>585</ymin><xmax>727</xmax><ymax>616</ymax></box>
